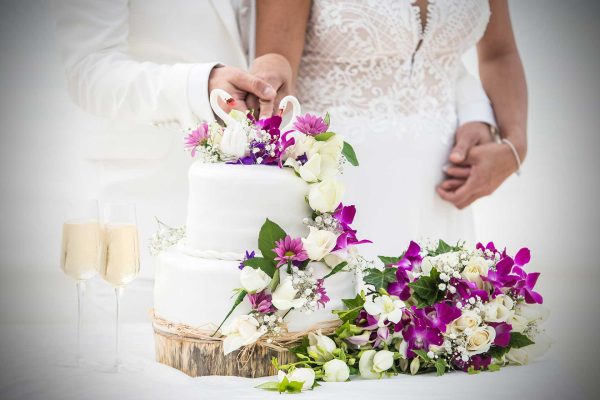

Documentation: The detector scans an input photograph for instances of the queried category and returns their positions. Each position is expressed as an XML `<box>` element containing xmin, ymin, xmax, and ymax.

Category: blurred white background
<box><xmin>0</xmin><ymin>1</ymin><xmax>598</xmax><ymax>398</ymax></box>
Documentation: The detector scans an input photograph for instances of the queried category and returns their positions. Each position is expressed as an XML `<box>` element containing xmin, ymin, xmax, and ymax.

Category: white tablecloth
<box><xmin>0</xmin><ymin>322</ymin><xmax>587</xmax><ymax>400</ymax></box>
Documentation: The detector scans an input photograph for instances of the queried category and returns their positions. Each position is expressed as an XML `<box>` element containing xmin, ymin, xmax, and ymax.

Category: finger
<box><xmin>450</xmin><ymin>130</ymin><xmax>479</xmax><ymax>163</ymax></box>
<box><xmin>443</xmin><ymin>165</ymin><xmax>471</xmax><ymax>179</ymax></box>
<box><xmin>439</xmin><ymin>179</ymin><xmax>466</xmax><ymax>191</ymax></box>
<box><xmin>437</xmin><ymin>176</ymin><xmax>476</xmax><ymax>206</ymax></box>
<box><xmin>246</xmin><ymin>94</ymin><xmax>260</xmax><ymax>118</ymax></box>
<box><xmin>259</xmin><ymin>98</ymin><xmax>275</xmax><ymax>119</ymax></box>
<box><xmin>230</xmin><ymin>71</ymin><xmax>276</xmax><ymax>101</ymax></box>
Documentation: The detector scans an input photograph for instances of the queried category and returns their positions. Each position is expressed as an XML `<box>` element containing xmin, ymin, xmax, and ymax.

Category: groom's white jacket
<box><xmin>51</xmin><ymin>0</ymin><xmax>494</xmax><ymax>276</ymax></box>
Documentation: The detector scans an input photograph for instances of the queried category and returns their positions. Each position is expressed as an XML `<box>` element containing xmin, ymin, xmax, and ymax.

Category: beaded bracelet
<box><xmin>501</xmin><ymin>138</ymin><xmax>522</xmax><ymax>176</ymax></box>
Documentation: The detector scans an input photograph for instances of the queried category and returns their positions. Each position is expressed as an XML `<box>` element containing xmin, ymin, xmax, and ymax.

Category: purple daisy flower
<box><xmin>248</xmin><ymin>290</ymin><xmax>275</xmax><ymax>314</ymax></box>
<box><xmin>273</xmin><ymin>235</ymin><xmax>308</xmax><ymax>268</ymax></box>
<box><xmin>293</xmin><ymin>113</ymin><xmax>328</xmax><ymax>136</ymax></box>
<box><xmin>184</xmin><ymin>122</ymin><xmax>209</xmax><ymax>157</ymax></box>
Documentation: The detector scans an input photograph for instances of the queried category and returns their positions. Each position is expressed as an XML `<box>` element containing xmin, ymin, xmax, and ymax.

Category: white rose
<box><xmin>323</xmin><ymin>359</ymin><xmax>350</xmax><ymax>382</ymax></box>
<box><xmin>222</xmin><ymin>314</ymin><xmax>266</xmax><ymax>355</ymax></box>
<box><xmin>465</xmin><ymin>325</ymin><xmax>496</xmax><ymax>355</ymax></box>
<box><xmin>358</xmin><ymin>350</ymin><xmax>379</xmax><ymax>379</ymax></box>
<box><xmin>271</xmin><ymin>278</ymin><xmax>306</xmax><ymax>311</ymax></box>
<box><xmin>373</xmin><ymin>350</ymin><xmax>394</xmax><ymax>373</ymax></box>
<box><xmin>286</xmin><ymin>132</ymin><xmax>316</xmax><ymax>159</ymax></box>
<box><xmin>505</xmin><ymin>347</ymin><xmax>530</xmax><ymax>365</ymax></box>
<box><xmin>239</xmin><ymin>266</ymin><xmax>270</xmax><ymax>294</ymax></box>
<box><xmin>301</xmin><ymin>227</ymin><xmax>337</xmax><ymax>261</ymax></box>
<box><xmin>483</xmin><ymin>301</ymin><xmax>512</xmax><ymax>323</ymax></box>
<box><xmin>448</xmin><ymin>310</ymin><xmax>482</xmax><ymax>335</ymax></box>
<box><xmin>296</xmin><ymin>153</ymin><xmax>339</xmax><ymax>183</ymax></box>
<box><xmin>515</xmin><ymin>304</ymin><xmax>550</xmax><ymax>324</ymax></box>
<box><xmin>461</xmin><ymin>256</ymin><xmax>490</xmax><ymax>289</ymax></box>
<box><xmin>363</xmin><ymin>294</ymin><xmax>405</xmax><ymax>327</ymax></box>
<box><xmin>308</xmin><ymin>179</ymin><xmax>344</xmax><ymax>213</ymax></box>
<box><xmin>493</xmin><ymin>294</ymin><xmax>515</xmax><ymax>310</ymax></box>
<box><xmin>324</xmin><ymin>249</ymin><xmax>348</xmax><ymax>268</ymax></box>
<box><xmin>308</xmin><ymin>133</ymin><xmax>344</xmax><ymax>161</ymax></box>
<box><xmin>508</xmin><ymin>314</ymin><xmax>529</xmax><ymax>333</ymax></box>
<box><xmin>277</xmin><ymin>368</ymin><xmax>315</xmax><ymax>391</ymax></box>
<box><xmin>220</xmin><ymin>122</ymin><xmax>249</xmax><ymax>158</ymax></box>
<box><xmin>307</xmin><ymin>330</ymin><xmax>337</xmax><ymax>362</ymax></box>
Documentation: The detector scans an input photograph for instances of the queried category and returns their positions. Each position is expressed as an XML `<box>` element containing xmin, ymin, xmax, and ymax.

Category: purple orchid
<box><xmin>273</xmin><ymin>236</ymin><xmax>308</xmax><ymax>268</ymax></box>
<box><xmin>489</xmin><ymin>322</ymin><xmax>512</xmax><ymax>347</ymax></box>
<box><xmin>293</xmin><ymin>113</ymin><xmax>328</xmax><ymax>136</ymax></box>
<box><xmin>184</xmin><ymin>122</ymin><xmax>209</xmax><ymax>156</ymax></box>
<box><xmin>332</xmin><ymin>203</ymin><xmax>372</xmax><ymax>251</ymax></box>
<box><xmin>483</xmin><ymin>256</ymin><xmax>520</xmax><ymax>293</ymax></box>
<box><xmin>238</xmin><ymin>250</ymin><xmax>256</xmax><ymax>270</ymax></box>
<box><xmin>387</xmin><ymin>279</ymin><xmax>411</xmax><ymax>301</ymax></box>
<box><xmin>402</xmin><ymin>311</ymin><xmax>443</xmax><ymax>358</ymax></box>
<box><xmin>393</xmin><ymin>241</ymin><xmax>422</xmax><ymax>272</ymax></box>
<box><xmin>514</xmin><ymin>271</ymin><xmax>543</xmax><ymax>304</ymax></box>
<box><xmin>447</xmin><ymin>277</ymin><xmax>489</xmax><ymax>304</ymax></box>
<box><xmin>453</xmin><ymin>354</ymin><xmax>492</xmax><ymax>372</ymax></box>
<box><xmin>373</xmin><ymin>326</ymin><xmax>392</xmax><ymax>348</ymax></box>
<box><xmin>248</xmin><ymin>290</ymin><xmax>275</xmax><ymax>314</ymax></box>
<box><xmin>356</xmin><ymin>309</ymin><xmax>380</xmax><ymax>331</ymax></box>
<box><xmin>422</xmin><ymin>303</ymin><xmax>461</xmax><ymax>333</ymax></box>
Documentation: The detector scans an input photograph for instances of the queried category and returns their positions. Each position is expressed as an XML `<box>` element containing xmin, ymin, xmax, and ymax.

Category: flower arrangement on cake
<box><xmin>257</xmin><ymin>240</ymin><xmax>550</xmax><ymax>393</ymax></box>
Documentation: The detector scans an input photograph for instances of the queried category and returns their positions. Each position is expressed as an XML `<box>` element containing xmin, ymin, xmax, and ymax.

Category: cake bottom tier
<box><xmin>154</xmin><ymin>247</ymin><xmax>358</xmax><ymax>332</ymax></box>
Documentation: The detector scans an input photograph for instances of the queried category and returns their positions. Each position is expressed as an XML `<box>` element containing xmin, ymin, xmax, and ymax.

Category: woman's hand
<box><xmin>208</xmin><ymin>66</ymin><xmax>276</xmax><ymax>114</ymax></box>
<box><xmin>246</xmin><ymin>53</ymin><xmax>294</xmax><ymax>118</ymax></box>
<box><xmin>437</xmin><ymin>142</ymin><xmax>519</xmax><ymax>209</ymax></box>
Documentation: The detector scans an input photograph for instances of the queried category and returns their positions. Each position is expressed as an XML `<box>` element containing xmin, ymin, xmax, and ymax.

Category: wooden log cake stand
<box><xmin>152</xmin><ymin>312</ymin><xmax>341</xmax><ymax>378</ymax></box>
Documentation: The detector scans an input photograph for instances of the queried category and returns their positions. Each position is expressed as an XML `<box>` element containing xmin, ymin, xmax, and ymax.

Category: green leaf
<box><xmin>488</xmin><ymin>345</ymin><xmax>510</xmax><ymax>360</ymax></box>
<box><xmin>335</xmin><ymin>321</ymin><xmax>363</xmax><ymax>340</ymax></box>
<box><xmin>333</xmin><ymin>293</ymin><xmax>366</xmax><ymax>323</ymax></box>
<box><xmin>408</xmin><ymin>268</ymin><xmax>443</xmax><ymax>308</ymax></box>
<box><xmin>286</xmin><ymin>381</ymin><xmax>304</xmax><ymax>393</ymax></box>
<box><xmin>467</xmin><ymin>366</ymin><xmax>480</xmax><ymax>375</ymax></box>
<box><xmin>324</xmin><ymin>112</ymin><xmax>330</xmax><ymax>127</ymax></box>
<box><xmin>289</xmin><ymin>336</ymin><xmax>309</xmax><ymax>356</ymax></box>
<box><xmin>323</xmin><ymin>261</ymin><xmax>348</xmax><ymax>279</ymax></box>
<box><xmin>258</xmin><ymin>219</ymin><xmax>287</xmax><ymax>265</ymax></box>
<box><xmin>434</xmin><ymin>358</ymin><xmax>448</xmax><ymax>376</ymax></box>
<box><xmin>255</xmin><ymin>381</ymin><xmax>280</xmax><ymax>391</ymax></box>
<box><xmin>509</xmin><ymin>332</ymin><xmax>535</xmax><ymax>349</ymax></box>
<box><xmin>413</xmin><ymin>349</ymin><xmax>431</xmax><ymax>362</ymax></box>
<box><xmin>269</xmin><ymin>268</ymin><xmax>280</xmax><ymax>292</ymax></box>
<box><xmin>428</xmin><ymin>240</ymin><xmax>463</xmax><ymax>257</ymax></box>
<box><xmin>314</xmin><ymin>131</ymin><xmax>335</xmax><ymax>141</ymax></box>
<box><xmin>278</xmin><ymin>376</ymin><xmax>290</xmax><ymax>393</ymax></box>
<box><xmin>244</xmin><ymin>256</ymin><xmax>276</xmax><ymax>278</ymax></box>
<box><xmin>212</xmin><ymin>290</ymin><xmax>247</xmax><ymax>336</ymax></box>
<box><xmin>362</xmin><ymin>267</ymin><xmax>398</xmax><ymax>291</ymax></box>
<box><xmin>488</xmin><ymin>363</ymin><xmax>501</xmax><ymax>372</ymax></box>
<box><xmin>342</xmin><ymin>141</ymin><xmax>359</xmax><ymax>166</ymax></box>
<box><xmin>378</xmin><ymin>256</ymin><xmax>401</xmax><ymax>266</ymax></box>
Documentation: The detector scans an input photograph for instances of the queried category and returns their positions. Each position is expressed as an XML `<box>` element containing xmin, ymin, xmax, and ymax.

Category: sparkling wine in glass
<box><xmin>60</xmin><ymin>199</ymin><xmax>102</xmax><ymax>366</ymax></box>
<box><xmin>100</xmin><ymin>203</ymin><xmax>140</xmax><ymax>372</ymax></box>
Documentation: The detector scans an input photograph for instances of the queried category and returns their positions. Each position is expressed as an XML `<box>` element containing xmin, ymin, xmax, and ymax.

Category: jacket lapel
<box><xmin>210</xmin><ymin>0</ymin><xmax>246</xmax><ymax>62</ymax></box>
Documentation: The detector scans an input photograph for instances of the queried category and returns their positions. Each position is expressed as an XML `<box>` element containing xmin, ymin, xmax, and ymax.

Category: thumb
<box><xmin>450</xmin><ymin>130</ymin><xmax>478</xmax><ymax>163</ymax></box>
<box><xmin>230</xmin><ymin>71</ymin><xmax>276</xmax><ymax>101</ymax></box>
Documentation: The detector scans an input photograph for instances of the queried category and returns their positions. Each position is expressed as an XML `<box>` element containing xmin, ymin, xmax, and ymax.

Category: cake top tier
<box><xmin>184</xmin><ymin>162</ymin><xmax>310</xmax><ymax>260</ymax></box>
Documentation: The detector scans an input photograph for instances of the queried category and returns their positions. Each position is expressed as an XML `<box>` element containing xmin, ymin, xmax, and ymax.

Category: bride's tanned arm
<box><xmin>438</xmin><ymin>0</ymin><xmax>528</xmax><ymax>209</ymax></box>
<box><xmin>247</xmin><ymin>0</ymin><xmax>312</xmax><ymax>117</ymax></box>
<box><xmin>477</xmin><ymin>0</ymin><xmax>528</xmax><ymax>161</ymax></box>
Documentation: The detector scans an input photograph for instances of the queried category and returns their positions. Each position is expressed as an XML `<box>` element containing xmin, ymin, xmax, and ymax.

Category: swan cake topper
<box><xmin>209</xmin><ymin>88</ymin><xmax>301</xmax><ymax>132</ymax></box>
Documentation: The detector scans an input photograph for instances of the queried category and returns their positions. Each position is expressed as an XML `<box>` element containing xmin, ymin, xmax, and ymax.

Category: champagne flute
<box><xmin>60</xmin><ymin>199</ymin><xmax>102</xmax><ymax>367</ymax></box>
<box><xmin>100</xmin><ymin>203</ymin><xmax>140</xmax><ymax>372</ymax></box>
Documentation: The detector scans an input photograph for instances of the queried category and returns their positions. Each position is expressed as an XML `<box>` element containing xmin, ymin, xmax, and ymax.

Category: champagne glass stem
<box><xmin>76</xmin><ymin>281</ymin><xmax>85</xmax><ymax>366</ymax></box>
<box><xmin>115</xmin><ymin>286</ymin><xmax>124</xmax><ymax>368</ymax></box>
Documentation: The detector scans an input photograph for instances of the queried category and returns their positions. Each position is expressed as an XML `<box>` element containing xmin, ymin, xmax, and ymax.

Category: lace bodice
<box><xmin>296</xmin><ymin>0</ymin><xmax>490</xmax><ymax>140</ymax></box>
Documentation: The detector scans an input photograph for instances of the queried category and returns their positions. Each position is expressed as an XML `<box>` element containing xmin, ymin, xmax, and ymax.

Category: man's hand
<box><xmin>437</xmin><ymin>142</ymin><xmax>519</xmax><ymax>209</ymax></box>
<box><xmin>208</xmin><ymin>66</ymin><xmax>276</xmax><ymax>114</ymax></box>
<box><xmin>438</xmin><ymin>122</ymin><xmax>495</xmax><ymax>193</ymax></box>
<box><xmin>247</xmin><ymin>53</ymin><xmax>293</xmax><ymax>118</ymax></box>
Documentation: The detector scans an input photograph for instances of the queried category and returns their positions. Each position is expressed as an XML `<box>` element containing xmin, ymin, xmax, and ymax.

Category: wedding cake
<box><xmin>154</xmin><ymin>161</ymin><xmax>357</xmax><ymax>333</ymax></box>
<box><xmin>152</xmin><ymin>90</ymin><xmax>367</xmax><ymax>377</ymax></box>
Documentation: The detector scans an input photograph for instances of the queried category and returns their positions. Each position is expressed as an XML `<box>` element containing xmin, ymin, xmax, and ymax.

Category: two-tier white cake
<box><xmin>154</xmin><ymin>161</ymin><xmax>357</xmax><ymax>334</ymax></box>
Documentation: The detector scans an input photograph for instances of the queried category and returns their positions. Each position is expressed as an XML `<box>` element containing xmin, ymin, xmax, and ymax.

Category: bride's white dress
<box><xmin>296</xmin><ymin>0</ymin><xmax>491</xmax><ymax>256</ymax></box>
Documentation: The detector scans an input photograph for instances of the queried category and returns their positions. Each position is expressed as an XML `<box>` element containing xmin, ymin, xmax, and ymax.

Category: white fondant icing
<box><xmin>154</xmin><ymin>247</ymin><xmax>357</xmax><ymax>332</ymax></box>
<box><xmin>186</xmin><ymin>162</ymin><xmax>311</xmax><ymax>255</ymax></box>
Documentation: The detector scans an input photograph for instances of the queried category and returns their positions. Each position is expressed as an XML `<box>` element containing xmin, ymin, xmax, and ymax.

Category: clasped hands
<box><xmin>207</xmin><ymin>54</ymin><xmax>520</xmax><ymax>210</ymax></box>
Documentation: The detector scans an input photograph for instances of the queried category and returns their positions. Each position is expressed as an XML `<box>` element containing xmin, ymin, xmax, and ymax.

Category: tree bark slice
<box><xmin>153</xmin><ymin>328</ymin><xmax>297</xmax><ymax>377</ymax></box>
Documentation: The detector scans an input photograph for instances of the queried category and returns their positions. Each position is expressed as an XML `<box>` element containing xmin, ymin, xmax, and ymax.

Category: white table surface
<box><xmin>0</xmin><ymin>322</ymin><xmax>588</xmax><ymax>400</ymax></box>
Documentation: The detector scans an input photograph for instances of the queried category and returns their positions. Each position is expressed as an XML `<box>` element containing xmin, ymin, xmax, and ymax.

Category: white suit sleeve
<box><xmin>52</xmin><ymin>0</ymin><xmax>217</xmax><ymax>129</ymax></box>
<box><xmin>455</xmin><ymin>62</ymin><xmax>497</xmax><ymax>128</ymax></box>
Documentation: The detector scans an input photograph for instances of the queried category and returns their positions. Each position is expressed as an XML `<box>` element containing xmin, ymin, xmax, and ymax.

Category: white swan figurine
<box><xmin>209</xmin><ymin>89</ymin><xmax>237</xmax><ymax>126</ymax></box>
<box><xmin>278</xmin><ymin>95</ymin><xmax>301</xmax><ymax>132</ymax></box>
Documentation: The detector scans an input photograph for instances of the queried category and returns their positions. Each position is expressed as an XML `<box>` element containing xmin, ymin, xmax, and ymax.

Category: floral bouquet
<box><xmin>258</xmin><ymin>240</ymin><xmax>550</xmax><ymax>393</ymax></box>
